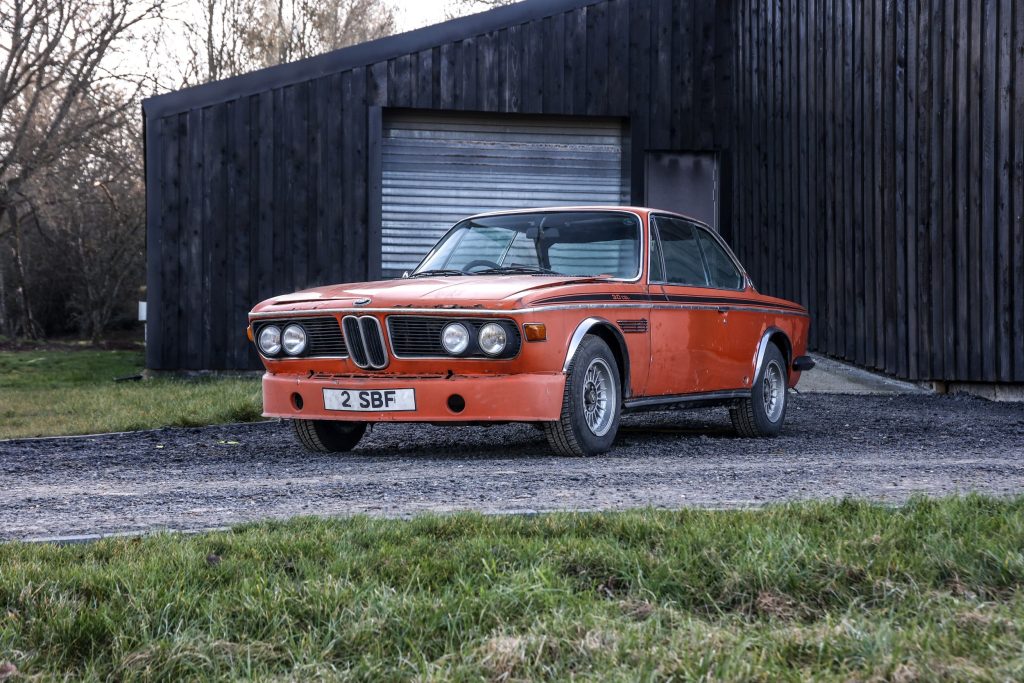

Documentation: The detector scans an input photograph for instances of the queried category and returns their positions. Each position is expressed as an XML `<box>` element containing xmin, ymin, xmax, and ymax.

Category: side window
<box><xmin>653</xmin><ymin>217</ymin><xmax>708</xmax><ymax>286</ymax></box>
<box><xmin>696</xmin><ymin>229</ymin><xmax>744</xmax><ymax>290</ymax></box>
<box><xmin>649</xmin><ymin>229</ymin><xmax>665</xmax><ymax>281</ymax></box>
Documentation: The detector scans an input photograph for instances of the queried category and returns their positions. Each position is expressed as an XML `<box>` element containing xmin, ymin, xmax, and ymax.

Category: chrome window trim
<box><xmin>410</xmin><ymin>209</ymin><xmax>646</xmax><ymax>284</ymax></box>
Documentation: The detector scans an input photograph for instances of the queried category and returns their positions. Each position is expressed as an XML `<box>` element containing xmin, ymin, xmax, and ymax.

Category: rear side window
<box><xmin>696</xmin><ymin>229</ymin><xmax>744</xmax><ymax>290</ymax></box>
<box><xmin>649</xmin><ymin>230</ymin><xmax>665</xmax><ymax>281</ymax></box>
<box><xmin>652</xmin><ymin>217</ymin><xmax>707</xmax><ymax>286</ymax></box>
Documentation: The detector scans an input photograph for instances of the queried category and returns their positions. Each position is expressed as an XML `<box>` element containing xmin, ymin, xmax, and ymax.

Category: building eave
<box><xmin>142</xmin><ymin>0</ymin><xmax>602</xmax><ymax>120</ymax></box>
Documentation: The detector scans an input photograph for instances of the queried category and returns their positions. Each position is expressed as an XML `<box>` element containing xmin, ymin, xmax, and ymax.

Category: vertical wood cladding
<box><xmin>732</xmin><ymin>0</ymin><xmax>1024</xmax><ymax>382</ymax></box>
<box><xmin>146</xmin><ymin>0</ymin><xmax>1023</xmax><ymax>382</ymax></box>
<box><xmin>144</xmin><ymin>0</ymin><xmax>734</xmax><ymax>370</ymax></box>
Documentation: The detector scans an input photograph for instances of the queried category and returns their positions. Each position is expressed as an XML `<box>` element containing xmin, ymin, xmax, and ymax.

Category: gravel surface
<box><xmin>1</xmin><ymin>393</ymin><xmax>1023</xmax><ymax>541</ymax></box>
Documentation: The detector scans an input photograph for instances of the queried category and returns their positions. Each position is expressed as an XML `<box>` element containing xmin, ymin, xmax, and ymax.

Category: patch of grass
<box><xmin>3</xmin><ymin>497</ymin><xmax>1024</xmax><ymax>680</ymax></box>
<box><xmin>0</xmin><ymin>350</ymin><xmax>263</xmax><ymax>439</ymax></box>
<box><xmin>0</xmin><ymin>349</ymin><xmax>144</xmax><ymax>390</ymax></box>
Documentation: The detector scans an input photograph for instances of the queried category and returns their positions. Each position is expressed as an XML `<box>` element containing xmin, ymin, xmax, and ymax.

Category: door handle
<box><xmin>717</xmin><ymin>306</ymin><xmax>729</xmax><ymax>314</ymax></box>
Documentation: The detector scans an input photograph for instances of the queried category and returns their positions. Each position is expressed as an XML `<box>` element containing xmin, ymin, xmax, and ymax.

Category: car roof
<box><xmin>464</xmin><ymin>206</ymin><xmax>710</xmax><ymax>228</ymax></box>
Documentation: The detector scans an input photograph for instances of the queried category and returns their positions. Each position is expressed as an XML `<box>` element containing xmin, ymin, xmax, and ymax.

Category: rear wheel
<box><xmin>544</xmin><ymin>335</ymin><xmax>621</xmax><ymax>456</ymax></box>
<box><xmin>293</xmin><ymin>419</ymin><xmax>367</xmax><ymax>453</ymax></box>
<box><xmin>730</xmin><ymin>343</ymin><xmax>788</xmax><ymax>437</ymax></box>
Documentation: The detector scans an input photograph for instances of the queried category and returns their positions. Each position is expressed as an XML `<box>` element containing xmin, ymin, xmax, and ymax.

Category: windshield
<box><xmin>412</xmin><ymin>211</ymin><xmax>642</xmax><ymax>279</ymax></box>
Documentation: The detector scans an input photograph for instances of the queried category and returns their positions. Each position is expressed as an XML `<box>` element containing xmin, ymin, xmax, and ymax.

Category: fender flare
<box><xmin>752</xmin><ymin>327</ymin><xmax>792</xmax><ymax>381</ymax></box>
<box><xmin>562</xmin><ymin>317</ymin><xmax>631</xmax><ymax>396</ymax></box>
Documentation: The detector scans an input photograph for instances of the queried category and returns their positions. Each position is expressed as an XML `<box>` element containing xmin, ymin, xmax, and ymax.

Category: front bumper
<box><xmin>262</xmin><ymin>371</ymin><xmax>567</xmax><ymax>422</ymax></box>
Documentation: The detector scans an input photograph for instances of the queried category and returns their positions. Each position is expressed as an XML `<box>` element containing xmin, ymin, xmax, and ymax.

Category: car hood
<box><xmin>251</xmin><ymin>275</ymin><xmax>605</xmax><ymax>314</ymax></box>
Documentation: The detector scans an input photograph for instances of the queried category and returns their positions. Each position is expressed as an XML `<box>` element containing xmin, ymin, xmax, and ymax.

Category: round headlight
<box><xmin>258</xmin><ymin>325</ymin><xmax>282</xmax><ymax>355</ymax></box>
<box><xmin>282</xmin><ymin>324</ymin><xmax>307</xmax><ymax>356</ymax></box>
<box><xmin>441</xmin><ymin>322</ymin><xmax>470</xmax><ymax>355</ymax></box>
<box><xmin>478</xmin><ymin>323</ymin><xmax>507</xmax><ymax>356</ymax></box>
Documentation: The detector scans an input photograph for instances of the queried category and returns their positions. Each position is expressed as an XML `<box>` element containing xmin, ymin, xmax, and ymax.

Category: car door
<box><xmin>646</xmin><ymin>215</ymin><xmax>737</xmax><ymax>396</ymax></box>
<box><xmin>692</xmin><ymin>224</ymin><xmax>764</xmax><ymax>387</ymax></box>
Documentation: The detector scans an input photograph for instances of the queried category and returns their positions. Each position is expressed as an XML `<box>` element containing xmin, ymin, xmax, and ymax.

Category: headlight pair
<box><xmin>441</xmin><ymin>322</ymin><xmax>508</xmax><ymax>357</ymax></box>
<box><xmin>258</xmin><ymin>324</ymin><xmax>307</xmax><ymax>356</ymax></box>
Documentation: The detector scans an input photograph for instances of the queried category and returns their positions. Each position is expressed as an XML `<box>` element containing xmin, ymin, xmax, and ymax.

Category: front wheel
<box><xmin>730</xmin><ymin>343</ymin><xmax>788</xmax><ymax>437</ymax></box>
<box><xmin>293</xmin><ymin>419</ymin><xmax>367</xmax><ymax>453</ymax></box>
<box><xmin>544</xmin><ymin>335</ymin><xmax>621</xmax><ymax>456</ymax></box>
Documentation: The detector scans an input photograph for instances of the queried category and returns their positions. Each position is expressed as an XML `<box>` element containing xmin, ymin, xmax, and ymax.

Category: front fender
<box><xmin>562</xmin><ymin>317</ymin><xmax>632</xmax><ymax>398</ymax></box>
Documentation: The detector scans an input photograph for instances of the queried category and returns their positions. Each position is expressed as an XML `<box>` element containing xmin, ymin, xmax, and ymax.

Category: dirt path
<box><xmin>1</xmin><ymin>394</ymin><xmax>1022</xmax><ymax>541</ymax></box>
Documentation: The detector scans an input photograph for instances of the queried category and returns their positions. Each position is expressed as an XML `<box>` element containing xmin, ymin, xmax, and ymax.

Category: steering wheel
<box><xmin>461</xmin><ymin>259</ymin><xmax>502</xmax><ymax>273</ymax></box>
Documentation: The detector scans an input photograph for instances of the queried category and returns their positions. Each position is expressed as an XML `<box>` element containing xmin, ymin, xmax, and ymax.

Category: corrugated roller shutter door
<box><xmin>381</xmin><ymin>114</ymin><xmax>630</xmax><ymax>277</ymax></box>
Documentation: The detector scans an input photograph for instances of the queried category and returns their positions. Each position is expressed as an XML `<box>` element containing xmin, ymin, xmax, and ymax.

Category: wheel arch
<box><xmin>752</xmin><ymin>327</ymin><xmax>793</xmax><ymax>380</ymax></box>
<box><xmin>562</xmin><ymin>317</ymin><xmax>632</xmax><ymax>399</ymax></box>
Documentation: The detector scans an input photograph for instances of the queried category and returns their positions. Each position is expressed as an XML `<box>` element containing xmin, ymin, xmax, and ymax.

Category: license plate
<box><xmin>323</xmin><ymin>388</ymin><xmax>416</xmax><ymax>412</ymax></box>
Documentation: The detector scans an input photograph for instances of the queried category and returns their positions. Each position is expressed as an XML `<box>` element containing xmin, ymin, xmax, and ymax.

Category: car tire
<box><xmin>292</xmin><ymin>419</ymin><xmax>367</xmax><ymax>453</ymax></box>
<box><xmin>544</xmin><ymin>335</ymin><xmax>621</xmax><ymax>456</ymax></box>
<box><xmin>730</xmin><ymin>342</ymin><xmax>788</xmax><ymax>437</ymax></box>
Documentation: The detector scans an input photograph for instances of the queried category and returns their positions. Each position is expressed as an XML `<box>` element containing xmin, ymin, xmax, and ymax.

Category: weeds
<box><xmin>2</xmin><ymin>497</ymin><xmax>1024</xmax><ymax>680</ymax></box>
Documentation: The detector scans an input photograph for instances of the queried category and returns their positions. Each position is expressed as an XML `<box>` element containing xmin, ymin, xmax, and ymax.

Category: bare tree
<box><xmin>0</xmin><ymin>0</ymin><xmax>163</xmax><ymax>211</ymax></box>
<box><xmin>0</xmin><ymin>0</ymin><xmax>164</xmax><ymax>338</ymax></box>
<box><xmin>179</xmin><ymin>0</ymin><xmax>396</xmax><ymax>85</ymax></box>
<box><xmin>444</xmin><ymin>0</ymin><xmax>516</xmax><ymax>21</ymax></box>
<box><xmin>23</xmin><ymin>91</ymin><xmax>144</xmax><ymax>342</ymax></box>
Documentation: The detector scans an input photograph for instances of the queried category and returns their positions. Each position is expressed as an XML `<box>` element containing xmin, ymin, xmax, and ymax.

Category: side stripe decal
<box><xmin>533</xmin><ymin>292</ymin><xmax>808</xmax><ymax>313</ymax></box>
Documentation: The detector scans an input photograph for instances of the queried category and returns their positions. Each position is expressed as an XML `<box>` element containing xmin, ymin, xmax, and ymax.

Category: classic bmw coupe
<box><xmin>248</xmin><ymin>207</ymin><xmax>813</xmax><ymax>456</ymax></box>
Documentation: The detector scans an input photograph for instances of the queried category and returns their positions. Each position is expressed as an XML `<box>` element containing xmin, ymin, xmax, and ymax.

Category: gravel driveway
<box><xmin>1</xmin><ymin>393</ymin><xmax>1022</xmax><ymax>541</ymax></box>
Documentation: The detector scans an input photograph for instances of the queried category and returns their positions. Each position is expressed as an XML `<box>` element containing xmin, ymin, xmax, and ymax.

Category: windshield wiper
<box><xmin>409</xmin><ymin>269</ymin><xmax>467</xmax><ymax>278</ymax></box>
<box><xmin>472</xmin><ymin>264</ymin><xmax>560</xmax><ymax>275</ymax></box>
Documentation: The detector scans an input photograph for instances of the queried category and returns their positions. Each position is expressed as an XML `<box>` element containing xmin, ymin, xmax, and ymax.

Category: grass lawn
<box><xmin>2</xmin><ymin>497</ymin><xmax>1024</xmax><ymax>680</ymax></box>
<box><xmin>0</xmin><ymin>349</ymin><xmax>263</xmax><ymax>439</ymax></box>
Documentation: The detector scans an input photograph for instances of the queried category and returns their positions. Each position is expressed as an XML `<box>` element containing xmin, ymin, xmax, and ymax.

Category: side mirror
<box><xmin>402</xmin><ymin>271</ymin><xmax>410</xmax><ymax>279</ymax></box>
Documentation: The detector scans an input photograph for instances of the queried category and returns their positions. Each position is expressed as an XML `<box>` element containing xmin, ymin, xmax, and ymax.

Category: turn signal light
<box><xmin>523</xmin><ymin>323</ymin><xmax>547</xmax><ymax>342</ymax></box>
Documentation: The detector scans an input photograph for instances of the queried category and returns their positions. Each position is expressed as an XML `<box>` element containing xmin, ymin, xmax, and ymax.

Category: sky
<box><xmin>394</xmin><ymin>0</ymin><xmax>457</xmax><ymax>32</ymax></box>
<box><xmin>118</xmin><ymin>0</ymin><xmax>505</xmax><ymax>97</ymax></box>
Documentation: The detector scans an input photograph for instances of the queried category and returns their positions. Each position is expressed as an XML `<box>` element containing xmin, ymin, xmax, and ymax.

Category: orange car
<box><xmin>248</xmin><ymin>207</ymin><xmax>813</xmax><ymax>456</ymax></box>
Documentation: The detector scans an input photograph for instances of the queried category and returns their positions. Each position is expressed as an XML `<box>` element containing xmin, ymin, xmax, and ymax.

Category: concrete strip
<box><xmin>0</xmin><ymin>419</ymin><xmax>278</xmax><ymax>444</ymax></box>
<box><xmin>797</xmin><ymin>354</ymin><xmax>929</xmax><ymax>395</ymax></box>
<box><xmin>942</xmin><ymin>382</ymin><xmax>1024</xmax><ymax>403</ymax></box>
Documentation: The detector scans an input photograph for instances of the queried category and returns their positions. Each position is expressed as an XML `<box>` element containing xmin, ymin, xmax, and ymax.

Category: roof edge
<box><xmin>143</xmin><ymin>0</ymin><xmax>600</xmax><ymax>120</ymax></box>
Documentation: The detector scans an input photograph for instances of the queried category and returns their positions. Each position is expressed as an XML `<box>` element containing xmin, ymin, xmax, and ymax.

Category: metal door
<box><xmin>381</xmin><ymin>113</ymin><xmax>630</xmax><ymax>277</ymax></box>
<box><xmin>644</xmin><ymin>152</ymin><xmax>719</xmax><ymax>230</ymax></box>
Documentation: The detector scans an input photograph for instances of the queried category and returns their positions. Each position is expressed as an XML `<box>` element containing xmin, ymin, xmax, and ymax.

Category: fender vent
<box><xmin>617</xmin><ymin>319</ymin><xmax>648</xmax><ymax>334</ymax></box>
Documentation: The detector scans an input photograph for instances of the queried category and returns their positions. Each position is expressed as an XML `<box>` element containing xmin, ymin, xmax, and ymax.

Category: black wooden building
<box><xmin>143</xmin><ymin>0</ymin><xmax>1024</xmax><ymax>384</ymax></box>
